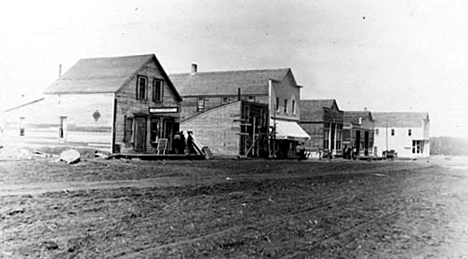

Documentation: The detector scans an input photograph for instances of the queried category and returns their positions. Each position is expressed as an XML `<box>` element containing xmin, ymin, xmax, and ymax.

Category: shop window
<box><xmin>124</xmin><ymin>117</ymin><xmax>134</xmax><ymax>142</ymax></box>
<box><xmin>153</xmin><ymin>79</ymin><xmax>163</xmax><ymax>102</ymax></box>
<box><xmin>412</xmin><ymin>140</ymin><xmax>422</xmax><ymax>154</ymax></box>
<box><xmin>197</xmin><ymin>97</ymin><xmax>205</xmax><ymax>111</ymax></box>
<box><xmin>19</xmin><ymin>117</ymin><xmax>25</xmax><ymax>136</ymax></box>
<box><xmin>150</xmin><ymin>119</ymin><xmax>160</xmax><ymax>143</ymax></box>
<box><xmin>136</xmin><ymin>76</ymin><xmax>147</xmax><ymax>100</ymax></box>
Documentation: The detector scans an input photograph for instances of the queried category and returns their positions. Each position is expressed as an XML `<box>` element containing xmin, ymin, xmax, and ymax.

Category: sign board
<box><xmin>149</xmin><ymin>107</ymin><xmax>179</xmax><ymax>113</ymax></box>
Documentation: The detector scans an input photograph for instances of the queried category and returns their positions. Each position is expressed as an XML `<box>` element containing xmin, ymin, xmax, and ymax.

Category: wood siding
<box><xmin>3</xmin><ymin>94</ymin><xmax>114</xmax><ymax>151</ymax></box>
<box><xmin>180</xmin><ymin>101</ymin><xmax>269</xmax><ymax>157</ymax></box>
<box><xmin>114</xmin><ymin>60</ymin><xmax>181</xmax><ymax>154</ymax></box>
<box><xmin>180</xmin><ymin>94</ymin><xmax>269</xmax><ymax>121</ymax></box>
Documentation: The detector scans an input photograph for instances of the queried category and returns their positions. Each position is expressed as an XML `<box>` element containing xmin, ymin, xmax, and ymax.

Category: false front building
<box><xmin>299</xmin><ymin>99</ymin><xmax>344</xmax><ymax>158</ymax></box>
<box><xmin>3</xmin><ymin>54</ymin><xmax>183</xmax><ymax>154</ymax></box>
<box><xmin>170</xmin><ymin>65</ymin><xmax>309</xmax><ymax>158</ymax></box>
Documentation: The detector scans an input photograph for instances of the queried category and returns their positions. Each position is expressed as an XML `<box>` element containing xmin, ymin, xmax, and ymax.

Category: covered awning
<box><xmin>272</xmin><ymin>119</ymin><xmax>310</xmax><ymax>141</ymax></box>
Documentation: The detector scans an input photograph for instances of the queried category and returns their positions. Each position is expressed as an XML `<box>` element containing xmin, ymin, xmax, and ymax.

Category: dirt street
<box><xmin>0</xmin><ymin>155</ymin><xmax>467</xmax><ymax>258</ymax></box>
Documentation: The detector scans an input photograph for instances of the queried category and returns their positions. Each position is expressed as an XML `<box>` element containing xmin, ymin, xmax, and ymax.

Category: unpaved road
<box><xmin>0</xmin><ymin>156</ymin><xmax>467</xmax><ymax>258</ymax></box>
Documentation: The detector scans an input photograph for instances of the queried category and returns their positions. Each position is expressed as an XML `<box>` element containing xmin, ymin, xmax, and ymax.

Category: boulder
<box><xmin>59</xmin><ymin>149</ymin><xmax>81</xmax><ymax>164</ymax></box>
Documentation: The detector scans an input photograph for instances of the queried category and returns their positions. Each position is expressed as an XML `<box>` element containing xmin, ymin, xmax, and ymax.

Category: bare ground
<box><xmin>0</xmin><ymin>154</ymin><xmax>467</xmax><ymax>258</ymax></box>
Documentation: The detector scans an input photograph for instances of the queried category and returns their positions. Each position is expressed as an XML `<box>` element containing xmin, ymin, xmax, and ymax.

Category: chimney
<box><xmin>191</xmin><ymin>63</ymin><xmax>198</xmax><ymax>74</ymax></box>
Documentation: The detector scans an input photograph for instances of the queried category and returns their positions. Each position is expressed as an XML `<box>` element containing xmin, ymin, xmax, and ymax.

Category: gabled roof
<box><xmin>344</xmin><ymin>111</ymin><xmax>374</xmax><ymax>124</ymax></box>
<box><xmin>44</xmin><ymin>54</ymin><xmax>182</xmax><ymax>100</ymax></box>
<box><xmin>299</xmin><ymin>99</ymin><xmax>340</xmax><ymax>121</ymax></box>
<box><xmin>373</xmin><ymin>112</ymin><xmax>429</xmax><ymax>128</ymax></box>
<box><xmin>169</xmin><ymin>68</ymin><xmax>292</xmax><ymax>96</ymax></box>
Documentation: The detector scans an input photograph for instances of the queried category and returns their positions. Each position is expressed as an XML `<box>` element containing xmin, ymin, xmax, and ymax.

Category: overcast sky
<box><xmin>1</xmin><ymin>0</ymin><xmax>466</xmax><ymax>137</ymax></box>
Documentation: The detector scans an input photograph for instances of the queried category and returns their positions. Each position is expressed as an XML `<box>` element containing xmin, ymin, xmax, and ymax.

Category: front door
<box><xmin>135</xmin><ymin>117</ymin><xmax>147</xmax><ymax>151</ymax></box>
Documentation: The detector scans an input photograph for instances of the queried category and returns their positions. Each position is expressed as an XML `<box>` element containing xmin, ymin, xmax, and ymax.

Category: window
<box><xmin>59</xmin><ymin>116</ymin><xmax>67</xmax><ymax>139</ymax></box>
<box><xmin>375</xmin><ymin>129</ymin><xmax>379</xmax><ymax>135</ymax></box>
<box><xmin>291</xmin><ymin>100</ymin><xmax>296</xmax><ymax>114</ymax></box>
<box><xmin>153</xmin><ymin>79</ymin><xmax>163</xmax><ymax>102</ymax></box>
<box><xmin>391</xmin><ymin>129</ymin><xmax>395</xmax><ymax>136</ymax></box>
<box><xmin>19</xmin><ymin>117</ymin><xmax>25</xmax><ymax>136</ymax></box>
<box><xmin>136</xmin><ymin>76</ymin><xmax>148</xmax><ymax>100</ymax></box>
<box><xmin>260</xmin><ymin>108</ymin><xmax>267</xmax><ymax>127</ymax></box>
<box><xmin>324</xmin><ymin>123</ymin><xmax>330</xmax><ymax>150</ymax></box>
<box><xmin>284</xmin><ymin>99</ymin><xmax>288</xmax><ymax>113</ymax></box>
<box><xmin>243</xmin><ymin>105</ymin><xmax>250</xmax><ymax>119</ymax></box>
<box><xmin>276</xmin><ymin>97</ymin><xmax>279</xmax><ymax>112</ymax></box>
<box><xmin>150</xmin><ymin>119</ymin><xmax>160</xmax><ymax>143</ymax></box>
<box><xmin>408</xmin><ymin>129</ymin><xmax>412</xmax><ymax>136</ymax></box>
<box><xmin>197</xmin><ymin>97</ymin><xmax>205</xmax><ymax>111</ymax></box>
<box><xmin>124</xmin><ymin>117</ymin><xmax>134</xmax><ymax>142</ymax></box>
<box><xmin>222</xmin><ymin>97</ymin><xmax>229</xmax><ymax>104</ymax></box>
<box><xmin>247</xmin><ymin>96</ymin><xmax>255</xmax><ymax>102</ymax></box>
<box><xmin>412</xmin><ymin>140</ymin><xmax>422</xmax><ymax>154</ymax></box>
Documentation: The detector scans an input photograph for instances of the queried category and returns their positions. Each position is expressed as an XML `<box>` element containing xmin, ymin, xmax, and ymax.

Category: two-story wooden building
<box><xmin>373</xmin><ymin>112</ymin><xmax>430</xmax><ymax>158</ymax></box>
<box><xmin>299</xmin><ymin>99</ymin><xmax>344</xmax><ymax>158</ymax></box>
<box><xmin>343</xmin><ymin>111</ymin><xmax>375</xmax><ymax>157</ymax></box>
<box><xmin>3</xmin><ymin>54</ymin><xmax>183</xmax><ymax>154</ymax></box>
<box><xmin>170</xmin><ymin>65</ymin><xmax>309</xmax><ymax>158</ymax></box>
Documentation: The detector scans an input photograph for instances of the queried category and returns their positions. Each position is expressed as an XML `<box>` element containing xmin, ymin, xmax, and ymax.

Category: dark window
<box><xmin>19</xmin><ymin>117</ymin><xmax>25</xmax><ymax>136</ymax></box>
<box><xmin>408</xmin><ymin>129</ymin><xmax>412</xmax><ymax>136</ymax></box>
<box><xmin>150</xmin><ymin>119</ymin><xmax>160</xmax><ymax>143</ymax></box>
<box><xmin>197</xmin><ymin>98</ymin><xmax>205</xmax><ymax>111</ymax></box>
<box><xmin>59</xmin><ymin>116</ymin><xmax>67</xmax><ymax>139</ymax></box>
<box><xmin>391</xmin><ymin>129</ymin><xmax>395</xmax><ymax>136</ymax></box>
<box><xmin>136</xmin><ymin>76</ymin><xmax>147</xmax><ymax>100</ymax></box>
<box><xmin>291</xmin><ymin>100</ymin><xmax>296</xmax><ymax>114</ymax></box>
<box><xmin>284</xmin><ymin>99</ymin><xmax>288</xmax><ymax>113</ymax></box>
<box><xmin>153</xmin><ymin>79</ymin><xmax>163</xmax><ymax>102</ymax></box>
<box><xmin>275</xmin><ymin>97</ymin><xmax>279</xmax><ymax>112</ymax></box>
<box><xmin>124</xmin><ymin>117</ymin><xmax>134</xmax><ymax>142</ymax></box>
<box><xmin>375</xmin><ymin>129</ymin><xmax>379</xmax><ymax>135</ymax></box>
<box><xmin>243</xmin><ymin>105</ymin><xmax>250</xmax><ymax>119</ymax></box>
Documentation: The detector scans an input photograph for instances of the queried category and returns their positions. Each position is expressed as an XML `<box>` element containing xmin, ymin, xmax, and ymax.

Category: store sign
<box><xmin>149</xmin><ymin>107</ymin><xmax>179</xmax><ymax>113</ymax></box>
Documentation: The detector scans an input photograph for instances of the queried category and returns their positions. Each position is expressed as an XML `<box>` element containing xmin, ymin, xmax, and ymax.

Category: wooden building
<box><xmin>170</xmin><ymin>65</ymin><xmax>309</xmax><ymax>158</ymax></box>
<box><xmin>181</xmin><ymin>100</ymin><xmax>269</xmax><ymax>157</ymax></box>
<box><xmin>299</xmin><ymin>99</ymin><xmax>344</xmax><ymax>158</ymax></box>
<box><xmin>373</xmin><ymin>112</ymin><xmax>430</xmax><ymax>158</ymax></box>
<box><xmin>3</xmin><ymin>54</ymin><xmax>183</xmax><ymax>154</ymax></box>
<box><xmin>343</xmin><ymin>111</ymin><xmax>375</xmax><ymax>157</ymax></box>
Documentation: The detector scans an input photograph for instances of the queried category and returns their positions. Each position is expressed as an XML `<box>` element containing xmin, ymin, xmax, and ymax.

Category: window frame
<box><xmin>136</xmin><ymin>75</ymin><xmax>148</xmax><ymax>100</ymax></box>
<box><xmin>152</xmin><ymin>79</ymin><xmax>164</xmax><ymax>102</ymax></box>
<box><xmin>124</xmin><ymin>116</ymin><xmax>134</xmax><ymax>143</ymax></box>
<box><xmin>197</xmin><ymin>97</ymin><xmax>205</xmax><ymax>111</ymax></box>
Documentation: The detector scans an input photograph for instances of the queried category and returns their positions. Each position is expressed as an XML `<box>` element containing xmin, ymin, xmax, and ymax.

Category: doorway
<box><xmin>134</xmin><ymin>116</ymin><xmax>147</xmax><ymax>151</ymax></box>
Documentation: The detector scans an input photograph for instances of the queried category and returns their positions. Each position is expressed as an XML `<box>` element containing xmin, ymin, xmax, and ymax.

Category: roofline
<box><xmin>114</xmin><ymin>54</ymin><xmax>183</xmax><ymax>102</ymax></box>
<box><xmin>170</xmin><ymin>67</ymin><xmax>291</xmax><ymax>76</ymax></box>
<box><xmin>4</xmin><ymin>97</ymin><xmax>45</xmax><ymax>112</ymax></box>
